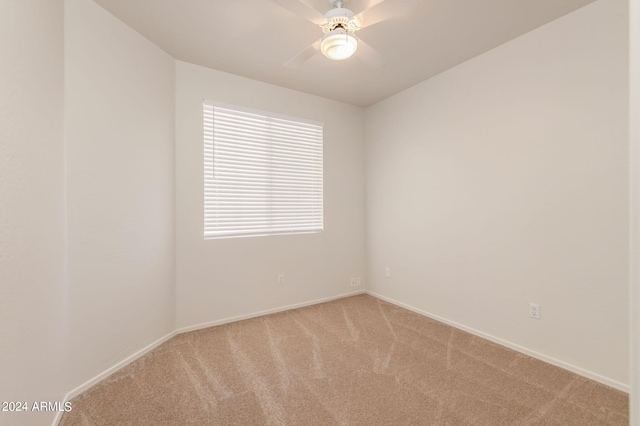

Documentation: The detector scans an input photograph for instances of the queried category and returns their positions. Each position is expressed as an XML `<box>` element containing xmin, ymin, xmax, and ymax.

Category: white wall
<box><xmin>366</xmin><ymin>0</ymin><xmax>629</xmax><ymax>388</ymax></box>
<box><xmin>0</xmin><ymin>1</ymin><xmax>67</xmax><ymax>425</ymax></box>
<box><xmin>175</xmin><ymin>61</ymin><xmax>366</xmax><ymax>329</ymax></box>
<box><xmin>629</xmin><ymin>0</ymin><xmax>640</xmax><ymax>421</ymax></box>
<box><xmin>65</xmin><ymin>0</ymin><xmax>175</xmax><ymax>390</ymax></box>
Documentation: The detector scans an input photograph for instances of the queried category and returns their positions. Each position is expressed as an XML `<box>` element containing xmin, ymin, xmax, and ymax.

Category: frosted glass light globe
<box><xmin>320</xmin><ymin>29</ymin><xmax>358</xmax><ymax>61</ymax></box>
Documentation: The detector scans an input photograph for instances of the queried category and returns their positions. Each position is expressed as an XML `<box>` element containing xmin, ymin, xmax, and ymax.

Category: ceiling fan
<box><xmin>274</xmin><ymin>0</ymin><xmax>418</xmax><ymax>67</ymax></box>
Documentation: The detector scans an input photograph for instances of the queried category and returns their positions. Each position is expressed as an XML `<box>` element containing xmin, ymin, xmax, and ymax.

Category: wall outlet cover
<box><xmin>529</xmin><ymin>303</ymin><xmax>540</xmax><ymax>319</ymax></box>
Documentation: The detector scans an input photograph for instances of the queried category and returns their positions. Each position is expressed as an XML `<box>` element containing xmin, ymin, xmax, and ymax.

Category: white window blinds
<box><xmin>204</xmin><ymin>101</ymin><xmax>323</xmax><ymax>239</ymax></box>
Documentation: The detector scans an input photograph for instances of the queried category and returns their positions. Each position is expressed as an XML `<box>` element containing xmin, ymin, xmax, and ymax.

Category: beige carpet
<box><xmin>60</xmin><ymin>294</ymin><xmax>628</xmax><ymax>425</ymax></box>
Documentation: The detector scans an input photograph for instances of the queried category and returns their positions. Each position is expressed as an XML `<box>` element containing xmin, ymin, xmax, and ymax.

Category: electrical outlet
<box><xmin>529</xmin><ymin>303</ymin><xmax>540</xmax><ymax>319</ymax></box>
<box><xmin>356</xmin><ymin>276</ymin><xmax>362</xmax><ymax>286</ymax></box>
<box><xmin>385</xmin><ymin>267</ymin><xmax>391</xmax><ymax>278</ymax></box>
<box><xmin>350</xmin><ymin>277</ymin><xmax>356</xmax><ymax>287</ymax></box>
<box><xmin>278</xmin><ymin>273</ymin><xmax>285</xmax><ymax>285</ymax></box>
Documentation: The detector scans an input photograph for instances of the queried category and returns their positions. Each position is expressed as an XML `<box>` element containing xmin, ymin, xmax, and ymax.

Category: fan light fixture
<box><xmin>320</xmin><ymin>29</ymin><xmax>358</xmax><ymax>60</ymax></box>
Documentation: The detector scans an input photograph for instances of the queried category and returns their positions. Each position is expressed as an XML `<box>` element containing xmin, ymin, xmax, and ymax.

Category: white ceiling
<box><xmin>93</xmin><ymin>0</ymin><xmax>596</xmax><ymax>107</ymax></box>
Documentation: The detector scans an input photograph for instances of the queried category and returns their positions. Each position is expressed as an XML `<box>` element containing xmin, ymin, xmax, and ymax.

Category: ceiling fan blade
<box><xmin>273</xmin><ymin>0</ymin><xmax>327</xmax><ymax>26</ymax></box>
<box><xmin>284</xmin><ymin>39</ymin><xmax>322</xmax><ymax>68</ymax></box>
<box><xmin>356</xmin><ymin>38</ymin><xmax>385</xmax><ymax>68</ymax></box>
<box><xmin>355</xmin><ymin>0</ymin><xmax>419</xmax><ymax>29</ymax></box>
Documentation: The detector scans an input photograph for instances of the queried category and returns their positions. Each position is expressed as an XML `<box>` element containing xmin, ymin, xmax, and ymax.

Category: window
<box><xmin>204</xmin><ymin>101</ymin><xmax>323</xmax><ymax>239</ymax></box>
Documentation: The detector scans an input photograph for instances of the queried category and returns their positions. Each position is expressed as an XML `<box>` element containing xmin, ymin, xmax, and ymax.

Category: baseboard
<box><xmin>176</xmin><ymin>290</ymin><xmax>366</xmax><ymax>334</ymax></box>
<box><xmin>53</xmin><ymin>290</ymin><xmax>366</xmax><ymax>426</ymax></box>
<box><xmin>366</xmin><ymin>290</ymin><xmax>630</xmax><ymax>394</ymax></box>
<box><xmin>52</xmin><ymin>330</ymin><xmax>177</xmax><ymax>426</ymax></box>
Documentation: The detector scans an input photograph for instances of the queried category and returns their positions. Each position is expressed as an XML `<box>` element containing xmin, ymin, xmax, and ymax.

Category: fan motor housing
<box><xmin>322</xmin><ymin>7</ymin><xmax>360</xmax><ymax>33</ymax></box>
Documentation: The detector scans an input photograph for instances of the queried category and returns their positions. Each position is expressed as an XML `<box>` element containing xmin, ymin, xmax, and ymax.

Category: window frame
<box><xmin>203</xmin><ymin>100</ymin><xmax>324</xmax><ymax>240</ymax></box>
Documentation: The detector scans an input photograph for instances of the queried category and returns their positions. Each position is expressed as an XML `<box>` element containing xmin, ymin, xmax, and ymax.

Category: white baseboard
<box><xmin>52</xmin><ymin>330</ymin><xmax>177</xmax><ymax>426</ymax></box>
<box><xmin>53</xmin><ymin>290</ymin><xmax>366</xmax><ymax>426</ymax></box>
<box><xmin>366</xmin><ymin>290</ymin><xmax>629</xmax><ymax>394</ymax></box>
<box><xmin>176</xmin><ymin>290</ymin><xmax>366</xmax><ymax>334</ymax></box>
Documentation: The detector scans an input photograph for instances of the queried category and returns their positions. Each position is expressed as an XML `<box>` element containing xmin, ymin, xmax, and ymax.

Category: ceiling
<box><xmin>93</xmin><ymin>0</ymin><xmax>596</xmax><ymax>107</ymax></box>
